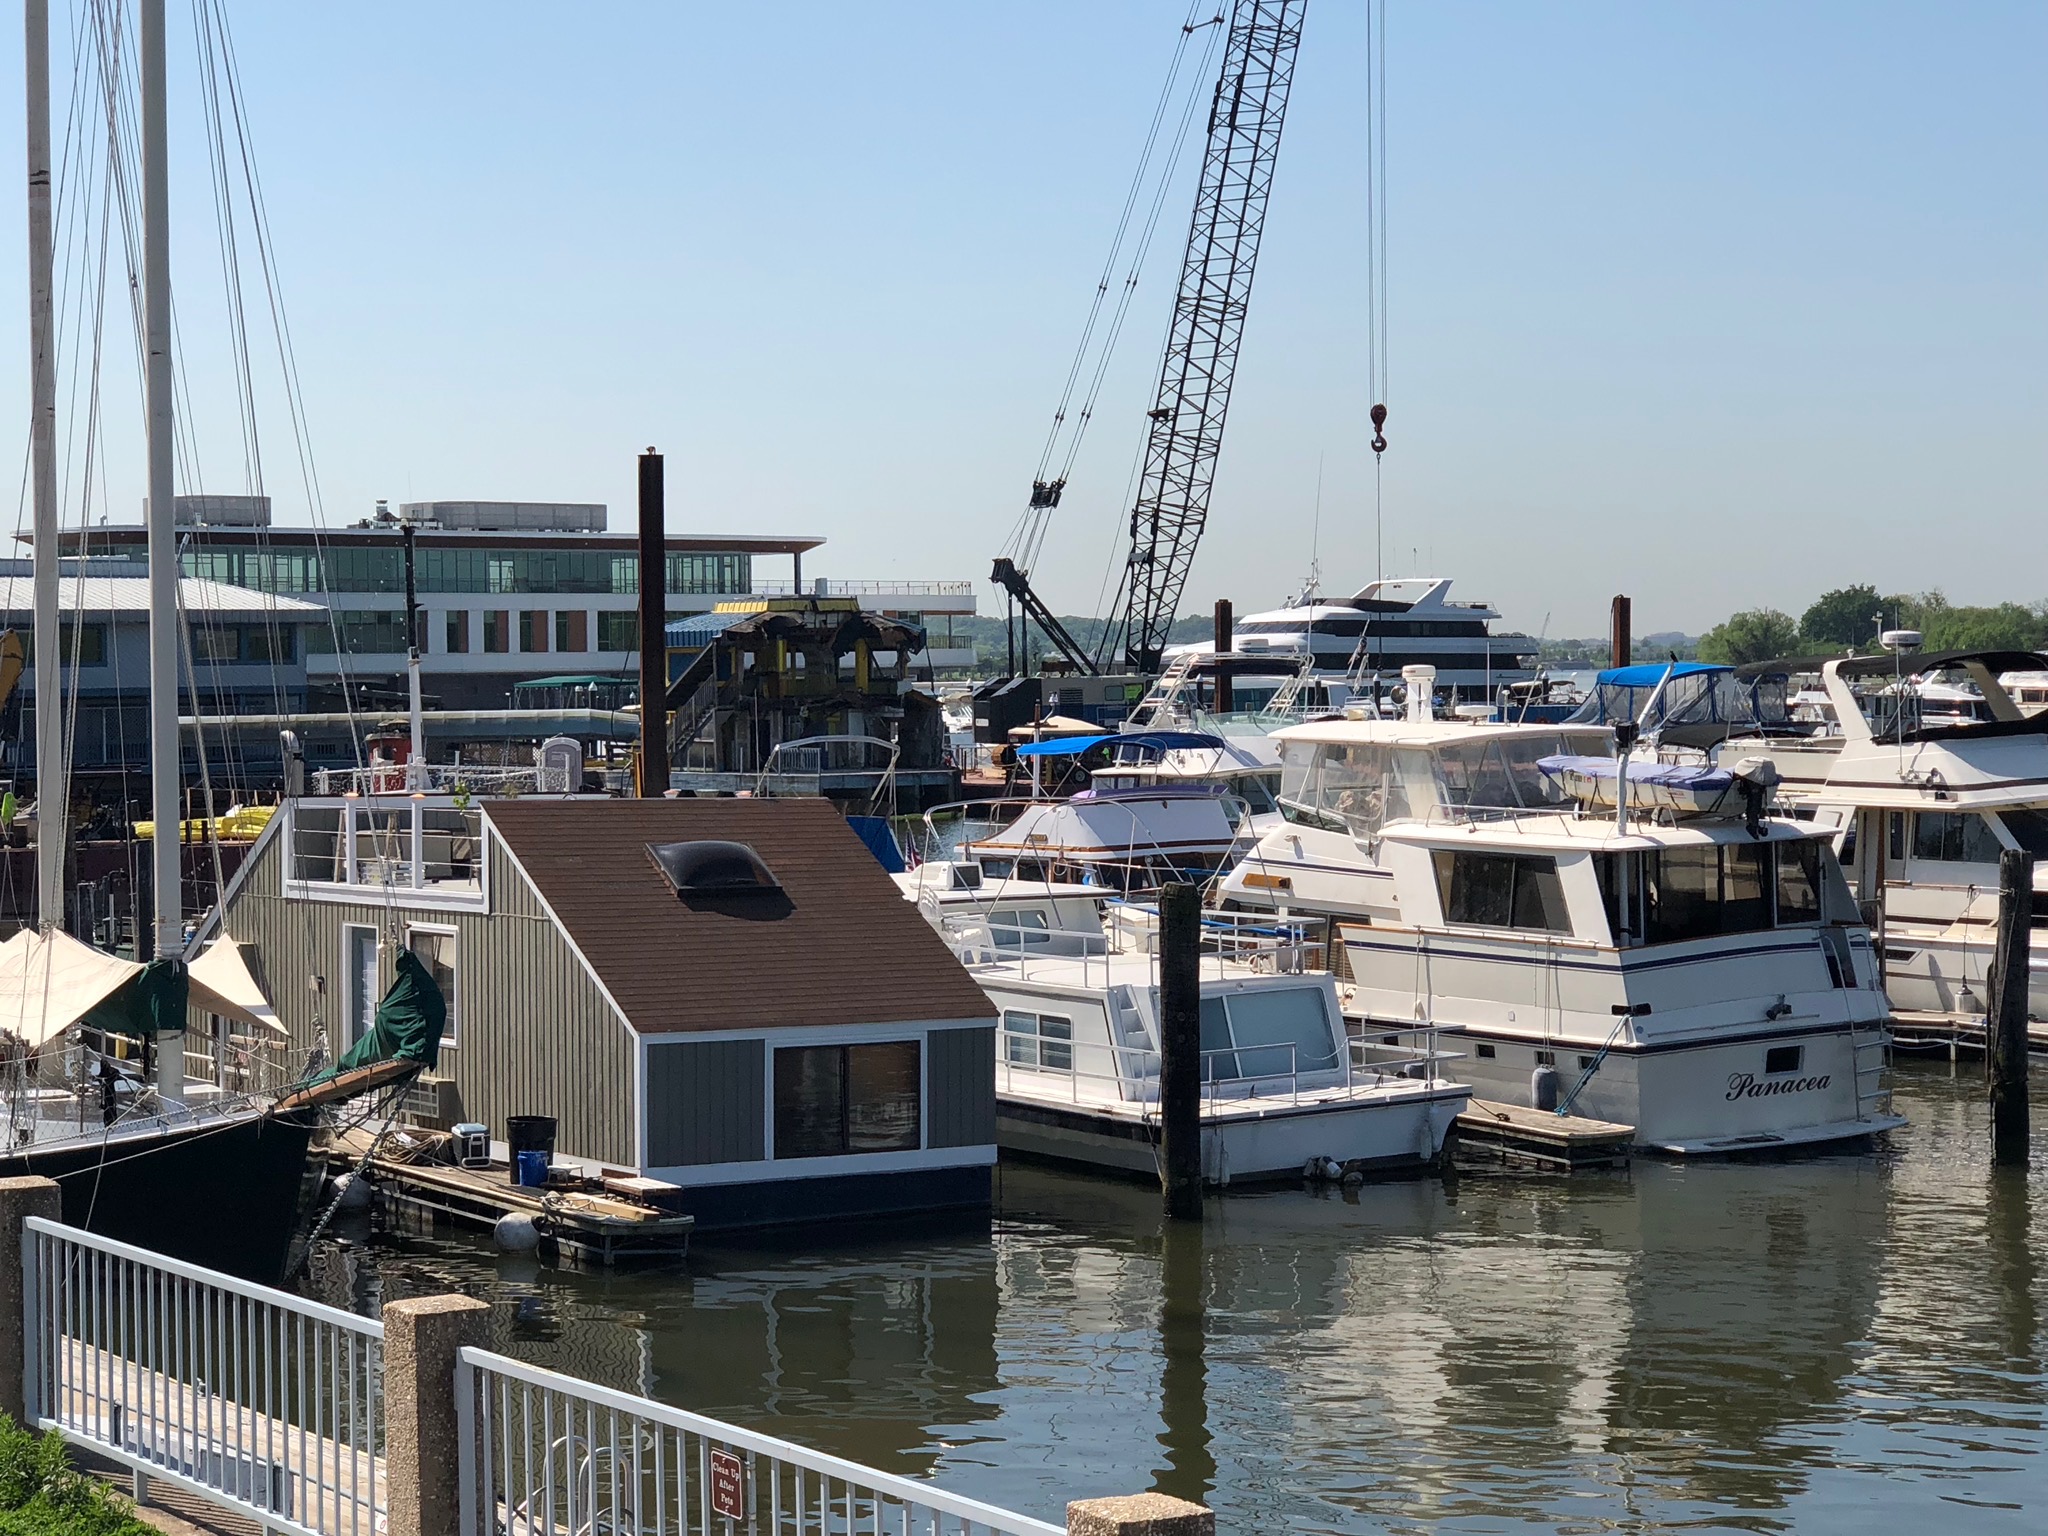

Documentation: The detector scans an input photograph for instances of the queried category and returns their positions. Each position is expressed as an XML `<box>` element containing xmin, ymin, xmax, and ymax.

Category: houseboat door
<box><xmin>344</xmin><ymin>925</ymin><xmax>380</xmax><ymax>1049</ymax></box>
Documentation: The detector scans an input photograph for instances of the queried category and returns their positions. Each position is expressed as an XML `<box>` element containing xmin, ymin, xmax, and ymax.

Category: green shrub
<box><xmin>0</xmin><ymin>1417</ymin><xmax>151</xmax><ymax>1536</ymax></box>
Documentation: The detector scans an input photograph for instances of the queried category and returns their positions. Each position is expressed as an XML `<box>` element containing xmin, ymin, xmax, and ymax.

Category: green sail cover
<box><xmin>322</xmin><ymin>948</ymin><xmax>445</xmax><ymax>1082</ymax></box>
<box><xmin>84</xmin><ymin>958</ymin><xmax>189</xmax><ymax>1037</ymax></box>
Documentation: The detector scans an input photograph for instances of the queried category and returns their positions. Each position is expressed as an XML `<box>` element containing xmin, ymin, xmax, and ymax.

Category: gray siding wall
<box><xmin>644</xmin><ymin>1040</ymin><xmax>766</xmax><ymax>1166</ymax></box>
<box><xmin>926</xmin><ymin>1026</ymin><xmax>996</xmax><ymax>1149</ymax></box>
<box><xmin>209</xmin><ymin>822</ymin><xmax>638</xmax><ymax>1167</ymax></box>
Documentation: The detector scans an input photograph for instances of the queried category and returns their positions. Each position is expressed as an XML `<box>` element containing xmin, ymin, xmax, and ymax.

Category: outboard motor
<box><xmin>1727</xmin><ymin>756</ymin><xmax>1782</xmax><ymax>839</ymax></box>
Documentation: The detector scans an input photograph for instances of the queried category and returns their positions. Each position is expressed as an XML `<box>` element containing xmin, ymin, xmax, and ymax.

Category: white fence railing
<box><xmin>22</xmin><ymin>1217</ymin><xmax>386</xmax><ymax>1536</ymax></box>
<box><xmin>457</xmin><ymin>1348</ymin><xmax>1061</xmax><ymax>1536</ymax></box>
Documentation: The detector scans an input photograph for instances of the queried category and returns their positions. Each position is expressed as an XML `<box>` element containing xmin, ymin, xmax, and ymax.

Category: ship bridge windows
<box><xmin>1278</xmin><ymin>731</ymin><xmax>1608</xmax><ymax>837</ymax></box>
<box><xmin>1909</xmin><ymin>810</ymin><xmax>2006</xmax><ymax>866</ymax></box>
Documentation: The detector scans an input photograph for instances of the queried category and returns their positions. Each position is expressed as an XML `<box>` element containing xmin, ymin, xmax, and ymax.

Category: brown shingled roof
<box><xmin>482</xmin><ymin>799</ymin><xmax>995</xmax><ymax>1034</ymax></box>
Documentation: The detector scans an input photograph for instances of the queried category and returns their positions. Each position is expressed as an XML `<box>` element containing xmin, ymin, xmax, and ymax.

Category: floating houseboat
<box><xmin>195</xmin><ymin>795</ymin><xmax>1000</xmax><ymax>1228</ymax></box>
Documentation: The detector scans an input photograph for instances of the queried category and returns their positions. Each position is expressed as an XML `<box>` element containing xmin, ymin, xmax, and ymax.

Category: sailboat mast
<box><xmin>140</xmin><ymin>0</ymin><xmax>179</xmax><ymax>974</ymax></box>
<box><xmin>24</xmin><ymin>0</ymin><xmax>63</xmax><ymax>929</ymax></box>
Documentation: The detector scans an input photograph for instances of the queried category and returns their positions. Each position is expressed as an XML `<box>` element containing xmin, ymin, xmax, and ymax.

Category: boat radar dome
<box><xmin>1401</xmin><ymin>665</ymin><xmax>1437</xmax><ymax>723</ymax></box>
<box><xmin>1880</xmin><ymin>629</ymin><xmax>1923</xmax><ymax>653</ymax></box>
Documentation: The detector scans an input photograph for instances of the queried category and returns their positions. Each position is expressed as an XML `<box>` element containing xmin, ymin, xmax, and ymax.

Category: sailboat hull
<box><xmin>0</xmin><ymin>1108</ymin><xmax>317</xmax><ymax>1283</ymax></box>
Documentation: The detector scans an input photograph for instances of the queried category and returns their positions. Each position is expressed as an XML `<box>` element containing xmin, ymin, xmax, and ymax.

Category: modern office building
<box><xmin>53</xmin><ymin>498</ymin><xmax>977</xmax><ymax>711</ymax></box>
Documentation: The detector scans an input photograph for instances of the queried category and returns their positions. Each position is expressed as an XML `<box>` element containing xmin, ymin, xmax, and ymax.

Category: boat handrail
<box><xmin>999</xmin><ymin>1028</ymin><xmax>1434</xmax><ymax>1113</ymax></box>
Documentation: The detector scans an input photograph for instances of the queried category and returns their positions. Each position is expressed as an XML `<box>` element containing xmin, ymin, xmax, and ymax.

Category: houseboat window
<box><xmin>1002</xmin><ymin>1010</ymin><xmax>1073</xmax><ymax>1070</ymax></box>
<box><xmin>1911</xmin><ymin>811</ymin><xmax>2003</xmax><ymax>865</ymax></box>
<box><xmin>989</xmin><ymin>909</ymin><xmax>1053</xmax><ymax>948</ymax></box>
<box><xmin>406</xmin><ymin>927</ymin><xmax>458</xmax><ymax>1047</ymax></box>
<box><xmin>772</xmin><ymin>1041</ymin><xmax>922</xmax><ymax>1159</ymax></box>
<box><xmin>1997</xmin><ymin>808</ymin><xmax>2048</xmax><ymax>856</ymax></box>
<box><xmin>1431</xmin><ymin>850</ymin><xmax>1570</xmax><ymax>933</ymax></box>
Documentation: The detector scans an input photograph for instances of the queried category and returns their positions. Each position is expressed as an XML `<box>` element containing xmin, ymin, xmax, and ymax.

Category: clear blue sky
<box><xmin>0</xmin><ymin>2</ymin><xmax>2040</xmax><ymax>638</ymax></box>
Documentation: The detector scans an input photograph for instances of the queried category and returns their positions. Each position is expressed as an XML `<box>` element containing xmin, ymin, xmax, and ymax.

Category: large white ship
<box><xmin>1165</xmin><ymin>576</ymin><xmax>1538</xmax><ymax>705</ymax></box>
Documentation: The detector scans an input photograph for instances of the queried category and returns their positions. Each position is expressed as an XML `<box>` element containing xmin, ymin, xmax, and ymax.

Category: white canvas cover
<box><xmin>188</xmin><ymin>936</ymin><xmax>289</xmax><ymax>1036</ymax></box>
<box><xmin>0</xmin><ymin>929</ymin><xmax>276</xmax><ymax>1048</ymax></box>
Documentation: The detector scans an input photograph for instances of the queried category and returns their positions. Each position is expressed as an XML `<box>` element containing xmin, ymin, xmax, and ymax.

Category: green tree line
<box><xmin>1696</xmin><ymin>586</ymin><xmax>2048</xmax><ymax>666</ymax></box>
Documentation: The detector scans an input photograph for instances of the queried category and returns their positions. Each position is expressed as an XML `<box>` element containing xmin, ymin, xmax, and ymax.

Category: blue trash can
<box><xmin>514</xmin><ymin>1150</ymin><xmax>550</xmax><ymax>1189</ymax></box>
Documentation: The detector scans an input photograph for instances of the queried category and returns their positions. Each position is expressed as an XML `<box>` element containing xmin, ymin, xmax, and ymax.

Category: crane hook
<box><xmin>1370</xmin><ymin>402</ymin><xmax>1388</xmax><ymax>456</ymax></box>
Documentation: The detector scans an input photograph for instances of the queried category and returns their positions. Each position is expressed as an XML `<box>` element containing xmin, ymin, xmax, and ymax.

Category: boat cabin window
<box><xmin>1431</xmin><ymin>851</ymin><xmax>1571</xmax><ymax>933</ymax></box>
<box><xmin>773</xmin><ymin>1041</ymin><xmax>921</xmax><ymax>1158</ymax></box>
<box><xmin>1910</xmin><ymin>811</ymin><xmax>2006</xmax><ymax>866</ymax></box>
<box><xmin>949</xmin><ymin>863</ymin><xmax>984</xmax><ymax>890</ymax></box>
<box><xmin>1002</xmin><ymin>1010</ymin><xmax>1073</xmax><ymax>1071</ymax></box>
<box><xmin>1996</xmin><ymin>808</ymin><xmax>2048</xmax><ymax>857</ymax></box>
<box><xmin>1278</xmin><ymin>731</ymin><xmax>1608</xmax><ymax>837</ymax></box>
<box><xmin>1198</xmin><ymin>988</ymin><xmax>1340</xmax><ymax>1081</ymax></box>
<box><xmin>988</xmin><ymin>908</ymin><xmax>1054</xmax><ymax>948</ymax></box>
<box><xmin>1598</xmin><ymin>839</ymin><xmax>1825</xmax><ymax>946</ymax></box>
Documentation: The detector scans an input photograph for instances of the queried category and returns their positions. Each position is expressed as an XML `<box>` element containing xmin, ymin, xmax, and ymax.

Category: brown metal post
<box><xmin>1988</xmin><ymin>847</ymin><xmax>2033</xmax><ymax>1165</ymax></box>
<box><xmin>1609</xmin><ymin>594</ymin><xmax>1632</xmax><ymax>669</ymax></box>
<box><xmin>636</xmin><ymin>448</ymin><xmax>666</xmax><ymax>797</ymax></box>
<box><xmin>1212</xmin><ymin>599</ymin><xmax>1233</xmax><ymax>714</ymax></box>
<box><xmin>1159</xmin><ymin>881</ymin><xmax>1203</xmax><ymax>1220</ymax></box>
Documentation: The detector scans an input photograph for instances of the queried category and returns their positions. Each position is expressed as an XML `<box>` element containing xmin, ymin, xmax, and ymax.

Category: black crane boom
<box><xmin>1101</xmin><ymin>0</ymin><xmax>1306</xmax><ymax>674</ymax></box>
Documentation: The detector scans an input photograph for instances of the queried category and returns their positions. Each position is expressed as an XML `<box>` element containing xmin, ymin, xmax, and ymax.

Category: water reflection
<box><xmin>321</xmin><ymin>1066</ymin><xmax>2048</xmax><ymax>1533</ymax></box>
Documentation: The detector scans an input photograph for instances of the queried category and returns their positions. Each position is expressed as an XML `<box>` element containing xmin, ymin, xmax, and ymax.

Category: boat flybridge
<box><xmin>1698</xmin><ymin>647</ymin><xmax>2048</xmax><ymax>1033</ymax></box>
<box><xmin>1215</xmin><ymin>678</ymin><xmax>1902</xmax><ymax>1154</ymax></box>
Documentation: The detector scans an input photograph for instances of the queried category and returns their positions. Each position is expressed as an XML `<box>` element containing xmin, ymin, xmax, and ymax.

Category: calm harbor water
<box><xmin>308</xmin><ymin>1061</ymin><xmax>2048</xmax><ymax>1535</ymax></box>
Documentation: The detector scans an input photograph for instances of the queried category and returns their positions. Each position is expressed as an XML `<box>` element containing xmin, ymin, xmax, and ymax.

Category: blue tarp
<box><xmin>845</xmin><ymin>815</ymin><xmax>907</xmax><ymax>872</ymax></box>
<box><xmin>1594</xmin><ymin>662</ymin><xmax>1730</xmax><ymax>688</ymax></box>
<box><xmin>1012</xmin><ymin>730</ymin><xmax>1223</xmax><ymax>759</ymax></box>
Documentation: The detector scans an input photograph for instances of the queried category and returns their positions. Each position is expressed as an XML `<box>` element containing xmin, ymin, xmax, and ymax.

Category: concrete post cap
<box><xmin>1066</xmin><ymin>1493</ymin><xmax>1215</xmax><ymax>1536</ymax></box>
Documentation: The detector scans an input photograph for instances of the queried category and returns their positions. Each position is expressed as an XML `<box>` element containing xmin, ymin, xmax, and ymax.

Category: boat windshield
<box><xmin>1278</xmin><ymin>730</ymin><xmax>1608</xmax><ymax>837</ymax></box>
<box><xmin>1198</xmin><ymin>986</ymin><xmax>1340</xmax><ymax>1082</ymax></box>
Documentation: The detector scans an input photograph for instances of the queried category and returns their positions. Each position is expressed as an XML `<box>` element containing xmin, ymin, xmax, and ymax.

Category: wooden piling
<box><xmin>636</xmin><ymin>449</ymin><xmax>666</xmax><ymax>797</ymax></box>
<box><xmin>1609</xmin><ymin>594</ymin><xmax>1631</xmax><ymax>669</ymax></box>
<box><xmin>1988</xmin><ymin>847</ymin><xmax>2033</xmax><ymax>1165</ymax></box>
<box><xmin>1212</xmin><ymin>599</ymin><xmax>1234</xmax><ymax>715</ymax></box>
<box><xmin>1159</xmin><ymin>881</ymin><xmax>1203</xmax><ymax>1220</ymax></box>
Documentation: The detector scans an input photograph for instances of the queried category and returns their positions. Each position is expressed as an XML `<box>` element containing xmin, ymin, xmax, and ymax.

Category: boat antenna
<box><xmin>1307</xmin><ymin>451</ymin><xmax>1324</xmax><ymax>600</ymax></box>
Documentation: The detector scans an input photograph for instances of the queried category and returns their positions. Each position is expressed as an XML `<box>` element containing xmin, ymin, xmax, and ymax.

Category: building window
<box><xmin>518</xmin><ymin>611</ymin><xmax>548</xmax><ymax>652</ymax></box>
<box><xmin>406</xmin><ymin>926</ymin><xmax>458</xmax><ymax>1049</ymax></box>
<box><xmin>665</xmin><ymin>552</ymin><xmax>751</xmax><ymax>595</ymax></box>
<box><xmin>306</xmin><ymin>612</ymin><xmax>407</xmax><ymax>655</ymax></box>
<box><xmin>772</xmin><ymin>1040</ymin><xmax>921</xmax><ymax>1158</ymax></box>
<box><xmin>246</xmin><ymin>625</ymin><xmax>296</xmax><ymax>663</ymax></box>
<box><xmin>1432</xmin><ymin>850</ymin><xmax>1570</xmax><ymax>933</ymax></box>
<box><xmin>445</xmin><ymin>611</ymin><xmax>469</xmax><ymax>653</ymax></box>
<box><xmin>483</xmin><ymin>611</ymin><xmax>510</xmax><ymax>653</ymax></box>
<box><xmin>26</xmin><ymin>624</ymin><xmax>109</xmax><ymax>667</ymax></box>
<box><xmin>555</xmin><ymin>611</ymin><xmax>588</xmax><ymax>652</ymax></box>
<box><xmin>191</xmin><ymin>625</ymin><xmax>241</xmax><ymax>663</ymax></box>
<box><xmin>598</xmin><ymin>612</ymin><xmax>637</xmax><ymax>652</ymax></box>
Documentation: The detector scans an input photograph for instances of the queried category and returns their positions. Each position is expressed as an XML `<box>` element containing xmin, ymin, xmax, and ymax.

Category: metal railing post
<box><xmin>454</xmin><ymin>1350</ymin><xmax>477</xmax><ymax>1536</ymax></box>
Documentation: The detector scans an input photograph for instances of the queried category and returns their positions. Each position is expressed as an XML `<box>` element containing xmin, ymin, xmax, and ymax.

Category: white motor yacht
<box><xmin>962</xmin><ymin>785</ymin><xmax>1249</xmax><ymax>891</ymax></box>
<box><xmin>1709</xmin><ymin>649</ymin><xmax>2048</xmax><ymax>1033</ymax></box>
<box><xmin>1215</xmin><ymin>688</ymin><xmax>1903</xmax><ymax>1154</ymax></box>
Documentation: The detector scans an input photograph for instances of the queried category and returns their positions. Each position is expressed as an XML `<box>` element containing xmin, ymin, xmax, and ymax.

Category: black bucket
<box><xmin>505</xmin><ymin>1115</ymin><xmax>558</xmax><ymax>1185</ymax></box>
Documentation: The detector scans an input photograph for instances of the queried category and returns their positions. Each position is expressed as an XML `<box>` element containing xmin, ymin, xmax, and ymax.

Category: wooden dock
<box><xmin>328</xmin><ymin>1129</ymin><xmax>694</xmax><ymax>1267</ymax></box>
<box><xmin>1452</xmin><ymin>1098</ymin><xmax>1635</xmax><ymax>1172</ymax></box>
<box><xmin>1889</xmin><ymin>1009</ymin><xmax>2048</xmax><ymax>1057</ymax></box>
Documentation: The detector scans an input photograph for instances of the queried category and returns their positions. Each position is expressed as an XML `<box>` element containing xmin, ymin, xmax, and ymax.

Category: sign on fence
<box><xmin>709</xmin><ymin>1448</ymin><xmax>746</xmax><ymax>1522</ymax></box>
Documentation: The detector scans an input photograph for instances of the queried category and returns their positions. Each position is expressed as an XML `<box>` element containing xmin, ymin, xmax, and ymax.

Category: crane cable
<box><xmin>1366</xmin><ymin>0</ymin><xmax>1389</xmax><ymax>580</ymax></box>
<box><xmin>1005</xmin><ymin>4</ymin><xmax>1226</xmax><ymax>578</ymax></box>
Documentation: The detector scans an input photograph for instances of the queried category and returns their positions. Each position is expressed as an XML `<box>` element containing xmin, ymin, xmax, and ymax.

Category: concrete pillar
<box><xmin>383</xmin><ymin>1293</ymin><xmax>490</xmax><ymax>1536</ymax></box>
<box><xmin>0</xmin><ymin>1176</ymin><xmax>62</xmax><ymax>1425</ymax></box>
<box><xmin>1068</xmin><ymin>1493</ymin><xmax>1215</xmax><ymax>1536</ymax></box>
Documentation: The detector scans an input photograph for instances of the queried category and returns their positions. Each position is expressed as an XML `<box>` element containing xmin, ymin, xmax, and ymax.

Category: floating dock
<box><xmin>1452</xmin><ymin>1098</ymin><xmax>1635</xmax><ymax>1172</ymax></box>
<box><xmin>326</xmin><ymin>1128</ymin><xmax>694</xmax><ymax>1267</ymax></box>
<box><xmin>1889</xmin><ymin>1009</ymin><xmax>2048</xmax><ymax>1056</ymax></box>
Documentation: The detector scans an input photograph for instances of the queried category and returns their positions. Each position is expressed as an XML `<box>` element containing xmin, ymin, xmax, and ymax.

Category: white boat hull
<box><xmin>1362</xmin><ymin>1019</ymin><xmax>1902</xmax><ymax>1154</ymax></box>
<box><xmin>997</xmin><ymin>1084</ymin><xmax>1470</xmax><ymax>1185</ymax></box>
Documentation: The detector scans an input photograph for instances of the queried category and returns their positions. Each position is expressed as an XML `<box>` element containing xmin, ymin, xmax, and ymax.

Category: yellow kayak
<box><xmin>134</xmin><ymin>805</ymin><xmax>276</xmax><ymax>842</ymax></box>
